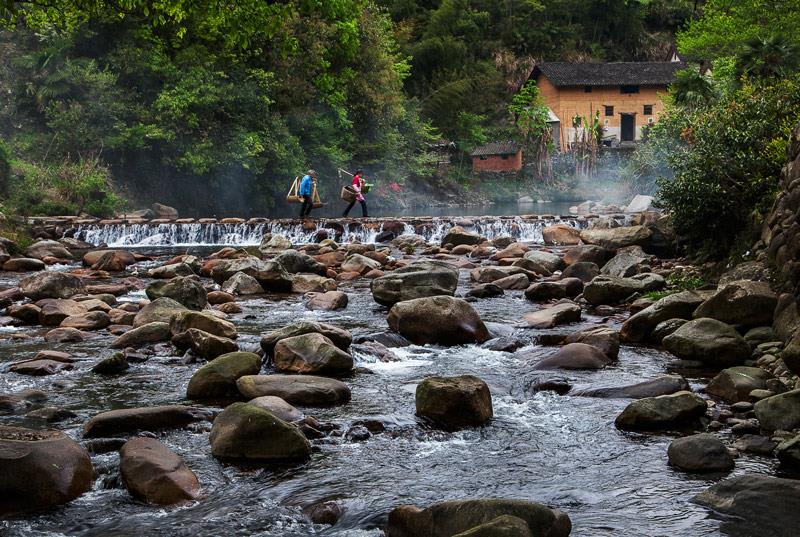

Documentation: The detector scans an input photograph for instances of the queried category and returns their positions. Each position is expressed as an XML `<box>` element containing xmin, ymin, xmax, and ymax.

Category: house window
<box><xmin>643</xmin><ymin>104</ymin><xmax>653</xmax><ymax>115</ymax></box>
<box><xmin>501</xmin><ymin>155</ymin><xmax>508</xmax><ymax>160</ymax></box>
<box><xmin>584</xmin><ymin>86</ymin><xmax>592</xmax><ymax>93</ymax></box>
<box><xmin>620</xmin><ymin>85</ymin><xmax>640</xmax><ymax>94</ymax></box>
<box><xmin>604</xmin><ymin>105</ymin><xmax>614</xmax><ymax>116</ymax></box>
<box><xmin>479</xmin><ymin>156</ymin><xmax>487</xmax><ymax>160</ymax></box>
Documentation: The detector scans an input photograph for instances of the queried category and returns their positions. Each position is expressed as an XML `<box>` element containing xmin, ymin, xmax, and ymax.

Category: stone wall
<box><xmin>759</xmin><ymin>124</ymin><xmax>800</xmax><ymax>340</ymax></box>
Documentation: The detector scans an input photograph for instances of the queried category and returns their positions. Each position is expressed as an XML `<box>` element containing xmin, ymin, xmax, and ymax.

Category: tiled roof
<box><xmin>532</xmin><ymin>62</ymin><xmax>685</xmax><ymax>87</ymax></box>
<box><xmin>471</xmin><ymin>141</ymin><xmax>521</xmax><ymax>157</ymax></box>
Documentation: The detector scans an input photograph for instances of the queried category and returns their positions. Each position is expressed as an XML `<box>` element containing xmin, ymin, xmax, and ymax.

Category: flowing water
<box><xmin>0</xmin><ymin>245</ymin><xmax>775</xmax><ymax>536</ymax></box>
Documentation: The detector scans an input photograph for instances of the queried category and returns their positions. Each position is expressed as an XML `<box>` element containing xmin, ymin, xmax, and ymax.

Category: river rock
<box><xmin>386</xmin><ymin>498</ymin><xmax>571</xmax><ymax>537</ymax></box>
<box><xmin>493</xmin><ymin>273</ymin><xmax>530</xmax><ymax>290</ymax></box>
<box><xmin>10</xmin><ymin>359</ymin><xmax>74</xmax><ymax>376</ymax></box>
<box><xmin>452</xmin><ymin>515</ymin><xmax>533</xmax><ymax>536</ymax></box>
<box><xmin>25</xmin><ymin>240</ymin><xmax>73</xmax><ymax>260</ymax></box>
<box><xmin>209</xmin><ymin>402</ymin><xmax>311</xmax><ymax>461</ymax></box>
<box><xmin>120</xmin><ymin>437</ymin><xmax>200</xmax><ymax>505</ymax></box>
<box><xmin>306</xmin><ymin>290</ymin><xmax>348</xmax><ymax>311</ymax></box>
<box><xmin>387</xmin><ymin>296</ymin><xmax>489</xmax><ymax>346</ymax></box>
<box><xmin>83</xmin><ymin>405</ymin><xmax>213</xmax><ymax>437</ymax></box>
<box><xmin>615</xmin><ymin>391</ymin><xmax>706</xmax><ymax>430</ymax></box>
<box><xmin>560</xmin><ymin>262</ymin><xmax>599</xmax><ymax>283</ymax></box>
<box><xmin>207</xmin><ymin>291</ymin><xmax>235</xmax><ymax>305</ymax></box>
<box><xmin>776</xmin><ymin>434</ymin><xmax>800</xmax><ymax>469</ymax></box>
<box><xmin>600</xmin><ymin>246</ymin><xmax>651</xmax><ymax>278</ymax></box>
<box><xmin>248</xmin><ymin>396</ymin><xmax>302</xmax><ymax>422</ymax></box>
<box><xmin>186</xmin><ymin>351</ymin><xmax>261</xmax><ymax>399</ymax></box>
<box><xmin>210</xmin><ymin>257</ymin><xmax>292</xmax><ymax>292</ymax></box>
<box><xmin>83</xmin><ymin>249</ymin><xmax>136</xmax><ymax>269</ymax></box>
<box><xmin>415</xmin><ymin>375</ymin><xmax>492</xmax><ymax>430</ymax></box>
<box><xmin>61</xmin><ymin>310</ymin><xmax>111</xmax><ymax>330</ymax></box>
<box><xmin>662</xmin><ymin>318</ymin><xmax>750</xmax><ymax>366</ymax></box>
<box><xmin>532</xmin><ymin>343</ymin><xmax>611</xmax><ymax>370</ymax></box>
<box><xmin>573</xmin><ymin>375</ymin><xmax>689</xmax><ymax>398</ymax></box>
<box><xmin>620</xmin><ymin>291</ymin><xmax>705</xmax><ymax>342</ymax></box>
<box><xmin>274</xmin><ymin>250</ymin><xmax>326</xmax><ymax>275</ymax></box>
<box><xmin>133</xmin><ymin>298</ymin><xmax>188</xmax><ymax>327</ymax></box>
<box><xmin>583</xmin><ymin>274</ymin><xmax>665</xmax><ymax>305</ymax></box>
<box><xmin>44</xmin><ymin>327</ymin><xmax>87</xmax><ymax>342</ymax></box>
<box><xmin>38</xmin><ymin>298</ymin><xmax>87</xmax><ymax>325</ymax></box>
<box><xmin>650</xmin><ymin>318</ymin><xmax>688</xmax><ymax>344</ymax></box>
<box><xmin>580</xmin><ymin>225</ymin><xmax>652</xmax><ymax>250</ymax></box>
<box><xmin>706</xmin><ymin>366</ymin><xmax>774</xmax><ymax>403</ymax></box>
<box><xmin>371</xmin><ymin>260</ymin><xmax>459</xmax><ymax>306</ymax></box>
<box><xmin>467</xmin><ymin>283</ymin><xmax>504</xmax><ymax>298</ymax></box>
<box><xmin>341</xmin><ymin>254</ymin><xmax>381</xmax><ymax>275</ymax></box>
<box><xmin>563</xmin><ymin>245</ymin><xmax>611</xmax><ymax>266</ymax></box>
<box><xmin>542</xmin><ymin>224</ymin><xmax>581</xmax><ymax>246</ymax></box>
<box><xmin>523</xmin><ymin>250</ymin><xmax>564</xmax><ymax>272</ymax></box>
<box><xmin>261</xmin><ymin>321</ymin><xmax>352</xmax><ymax>355</ymax></box>
<box><xmin>20</xmin><ymin>271</ymin><xmax>86</xmax><ymax>300</ymax></box>
<box><xmin>148</xmin><ymin>262</ymin><xmax>195</xmax><ymax>279</ymax></box>
<box><xmin>3</xmin><ymin>257</ymin><xmax>46</xmax><ymax>271</ymax></box>
<box><xmin>693</xmin><ymin>280</ymin><xmax>777</xmax><ymax>327</ymax></box>
<box><xmin>0</xmin><ymin>389</ymin><xmax>47</xmax><ymax>415</ymax></box>
<box><xmin>273</xmin><ymin>333</ymin><xmax>353</xmax><ymax>375</ymax></box>
<box><xmin>291</xmin><ymin>273</ymin><xmax>337</xmax><ymax>293</ymax></box>
<box><xmin>441</xmin><ymin>226</ymin><xmax>483</xmax><ymax>247</ymax></box>
<box><xmin>754</xmin><ymin>389</ymin><xmax>800</xmax><ymax>432</ymax></box>
<box><xmin>694</xmin><ymin>474</ymin><xmax>800</xmax><ymax>536</ymax></box>
<box><xmin>146</xmin><ymin>276</ymin><xmax>207</xmax><ymax>310</ymax></box>
<box><xmin>221</xmin><ymin>272</ymin><xmax>263</xmax><ymax>295</ymax></box>
<box><xmin>523</xmin><ymin>300</ymin><xmax>581</xmax><ymax>328</ymax></box>
<box><xmin>0</xmin><ymin>425</ymin><xmax>93</xmax><ymax>516</ymax></box>
<box><xmin>667</xmin><ymin>433</ymin><xmax>734</xmax><ymax>473</ymax></box>
<box><xmin>91</xmin><ymin>352</ymin><xmax>129</xmax><ymax>375</ymax></box>
<box><xmin>151</xmin><ymin>203</ymin><xmax>178</xmax><ymax>219</ymax></box>
<box><xmin>111</xmin><ymin>322</ymin><xmax>171</xmax><ymax>348</ymax></box>
<box><xmin>172</xmin><ymin>328</ymin><xmax>238</xmax><ymax>360</ymax></box>
<box><xmin>524</xmin><ymin>281</ymin><xmax>565</xmax><ymax>301</ymax></box>
<box><xmin>236</xmin><ymin>375</ymin><xmax>351</xmax><ymax>406</ymax></box>
<box><xmin>170</xmin><ymin>310</ymin><xmax>237</xmax><ymax>339</ymax></box>
<box><xmin>563</xmin><ymin>325</ymin><xmax>619</xmax><ymax>359</ymax></box>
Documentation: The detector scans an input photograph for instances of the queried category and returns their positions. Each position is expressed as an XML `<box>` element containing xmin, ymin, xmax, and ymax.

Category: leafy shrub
<box><xmin>0</xmin><ymin>138</ymin><xmax>10</xmax><ymax>196</ymax></box>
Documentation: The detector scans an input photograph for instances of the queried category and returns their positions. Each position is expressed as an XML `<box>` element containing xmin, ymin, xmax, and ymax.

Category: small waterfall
<box><xmin>67</xmin><ymin>216</ymin><xmax>590</xmax><ymax>247</ymax></box>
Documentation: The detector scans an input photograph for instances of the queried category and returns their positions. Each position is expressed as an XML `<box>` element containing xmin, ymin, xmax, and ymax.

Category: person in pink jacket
<box><xmin>342</xmin><ymin>169</ymin><xmax>368</xmax><ymax>217</ymax></box>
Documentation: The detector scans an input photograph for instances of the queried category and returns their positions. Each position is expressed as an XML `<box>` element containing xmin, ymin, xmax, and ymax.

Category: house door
<box><xmin>620</xmin><ymin>114</ymin><xmax>636</xmax><ymax>142</ymax></box>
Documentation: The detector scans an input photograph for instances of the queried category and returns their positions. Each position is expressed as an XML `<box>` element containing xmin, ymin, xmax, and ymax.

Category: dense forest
<box><xmin>1</xmin><ymin>0</ymin><xmax>800</xmax><ymax>259</ymax></box>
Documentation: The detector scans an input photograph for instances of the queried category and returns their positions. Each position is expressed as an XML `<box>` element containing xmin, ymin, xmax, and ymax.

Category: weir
<box><xmin>31</xmin><ymin>214</ymin><xmax>621</xmax><ymax>247</ymax></box>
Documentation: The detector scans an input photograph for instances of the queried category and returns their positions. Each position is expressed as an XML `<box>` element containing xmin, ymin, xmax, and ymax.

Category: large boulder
<box><xmin>60</xmin><ymin>310</ymin><xmax>111</xmax><ymax>330</ymax></box>
<box><xmin>662</xmin><ymin>318</ymin><xmax>750</xmax><ymax>366</ymax></box>
<box><xmin>386</xmin><ymin>498</ymin><xmax>571</xmax><ymax>537</ymax></box>
<box><xmin>387</xmin><ymin>296</ymin><xmax>489</xmax><ymax>346</ymax></box>
<box><xmin>209</xmin><ymin>402</ymin><xmax>311</xmax><ymax>461</ymax></box>
<box><xmin>261</xmin><ymin>321</ymin><xmax>352</xmax><ymax>355</ymax></box>
<box><xmin>25</xmin><ymin>240</ymin><xmax>73</xmax><ymax>260</ymax></box>
<box><xmin>170</xmin><ymin>310</ymin><xmax>237</xmax><ymax>339</ymax></box>
<box><xmin>573</xmin><ymin>375</ymin><xmax>689</xmax><ymax>399</ymax></box>
<box><xmin>563</xmin><ymin>325</ymin><xmax>619</xmax><ymax>359</ymax></box>
<box><xmin>83</xmin><ymin>405</ymin><xmax>213</xmax><ymax>437</ymax></box>
<box><xmin>291</xmin><ymin>273</ymin><xmax>337</xmax><ymax>293</ymax></box>
<box><xmin>523</xmin><ymin>301</ymin><xmax>581</xmax><ymax>328</ymax></box>
<box><xmin>415</xmin><ymin>375</ymin><xmax>492</xmax><ymax>430</ymax></box>
<box><xmin>523</xmin><ymin>250</ymin><xmax>565</xmax><ymax>272</ymax></box>
<box><xmin>754</xmin><ymin>389</ymin><xmax>800</xmax><ymax>432</ymax></box>
<box><xmin>148</xmin><ymin>262</ymin><xmax>195</xmax><ymax>279</ymax></box>
<box><xmin>693</xmin><ymin>280</ymin><xmax>777</xmax><ymax>327</ymax></box>
<box><xmin>236</xmin><ymin>375</ymin><xmax>351</xmax><ymax>406</ymax></box>
<box><xmin>186</xmin><ymin>352</ymin><xmax>262</xmax><ymax>399</ymax></box>
<box><xmin>620</xmin><ymin>291</ymin><xmax>706</xmax><ymax>342</ymax></box>
<box><xmin>614</xmin><ymin>391</ymin><xmax>707</xmax><ymax>430</ymax></box>
<box><xmin>667</xmin><ymin>433</ymin><xmax>734</xmax><ymax>473</ymax></box>
<box><xmin>120</xmin><ymin>438</ymin><xmax>200</xmax><ymax>505</ymax></box>
<box><xmin>38</xmin><ymin>298</ymin><xmax>87</xmax><ymax>326</ymax></box>
<box><xmin>111</xmin><ymin>322</ymin><xmax>171</xmax><ymax>348</ymax></box>
<box><xmin>151</xmin><ymin>203</ymin><xmax>178</xmax><ymax>219</ymax></box>
<box><xmin>706</xmin><ymin>367</ymin><xmax>774</xmax><ymax>403</ymax></box>
<box><xmin>273</xmin><ymin>250</ymin><xmax>326</xmax><ymax>275</ymax></box>
<box><xmin>694</xmin><ymin>474</ymin><xmax>800</xmax><ymax>537</ymax></box>
<box><xmin>371</xmin><ymin>260</ymin><xmax>459</xmax><ymax>307</ymax></box>
<box><xmin>172</xmin><ymin>328</ymin><xmax>238</xmax><ymax>360</ymax></box>
<box><xmin>273</xmin><ymin>333</ymin><xmax>353</xmax><ymax>375</ymax></box>
<box><xmin>600</xmin><ymin>246</ymin><xmax>651</xmax><ymax>278</ymax></box>
<box><xmin>583</xmin><ymin>274</ymin><xmax>665</xmax><ymax>305</ymax></box>
<box><xmin>579</xmin><ymin>225</ymin><xmax>652</xmax><ymax>250</ymax></box>
<box><xmin>3</xmin><ymin>257</ymin><xmax>46</xmax><ymax>271</ymax></box>
<box><xmin>221</xmin><ymin>272</ymin><xmax>263</xmax><ymax>295</ymax></box>
<box><xmin>83</xmin><ymin>249</ymin><xmax>136</xmax><ymax>269</ymax></box>
<box><xmin>560</xmin><ymin>262</ymin><xmax>599</xmax><ymax>283</ymax></box>
<box><xmin>563</xmin><ymin>245</ymin><xmax>610</xmax><ymax>266</ymax></box>
<box><xmin>532</xmin><ymin>343</ymin><xmax>612</xmax><ymax>370</ymax></box>
<box><xmin>306</xmin><ymin>290</ymin><xmax>348</xmax><ymax>311</ymax></box>
<box><xmin>542</xmin><ymin>224</ymin><xmax>581</xmax><ymax>246</ymax></box>
<box><xmin>248</xmin><ymin>396</ymin><xmax>302</xmax><ymax>423</ymax></box>
<box><xmin>341</xmin><ymin>253</ymin><xmax>381</xmax><ymax>275</ymax></box>
<box><xmin>20</xmin><ymin>271</ymin><xmax>85</xmax><ymax>300</ymax></box>
<box><xmin>133</xmin><ymin>297</ymin><xmax>188</xmax><ymax>327</ymax></box>
<box><xmin>441</xmin><ymin>226</ymin><xmax>483</xmax><ymax>247</ymax></box>
<box><xmin>210</xmin><ymin>257</ymin><xmax>292</xmax><ymax>292</ymax></box>
<box><xmin>146</xmin><ymin>276</ymin><xmax>207</xmax><ymax>310</ymax></box>
<box><xmin>0</xmin><ymin>426</ymin><xmax>93</xmax><ymax>516</ymax></box>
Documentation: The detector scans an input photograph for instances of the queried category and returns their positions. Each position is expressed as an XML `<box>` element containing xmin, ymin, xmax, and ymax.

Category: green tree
<box><xmin>508</xmin><ymin>80</ymin><xmax>552</xmax><ymax>177</ymax></box>
<box><xmin>669</xmin><ymin>67</ymin><xmax>715</xmax><ymax>109</ymax></box>
<box><xmin>735</xmin><ymin>34</ymin><xmax>800</xmax><ymax>80</ymax></box>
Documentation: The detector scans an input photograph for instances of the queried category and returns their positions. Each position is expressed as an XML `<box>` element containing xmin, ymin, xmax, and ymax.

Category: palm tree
<box><xmin>736</xmin><ymin>35</ymin><xmax>799</xmax><ymax>80</ymax></box>
<box><xmin>669</xmin><ymin>67</ymin><xmax>715</xmax><ymax>109</ymax></box>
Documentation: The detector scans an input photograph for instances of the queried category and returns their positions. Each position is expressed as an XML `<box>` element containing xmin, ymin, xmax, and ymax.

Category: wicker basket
<box><xmin>341</xmin><ymin>185</ymin><xmax>357</xmax><ymax>202</ymax></box>
<box><xmin>286</xmin><ymin>176</ymin><xmax>301</xmax><ymax>203</ymax></box>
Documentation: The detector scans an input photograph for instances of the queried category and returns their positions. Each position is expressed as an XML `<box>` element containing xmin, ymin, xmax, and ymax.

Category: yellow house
<box><xmin>531</xmin><ymin>62</ymin><xmax>684</xmax><ymax>150</ymax></box>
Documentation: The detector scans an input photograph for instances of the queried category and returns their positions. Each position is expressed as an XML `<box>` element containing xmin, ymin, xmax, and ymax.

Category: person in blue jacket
<box><xmin>299</xmin><ymin>169</ymin><xmax>317</xmax><ymax>219</ymax></box>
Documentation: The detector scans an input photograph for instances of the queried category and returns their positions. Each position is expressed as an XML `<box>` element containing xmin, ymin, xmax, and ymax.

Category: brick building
<box><xmin>471</xmin><ymin>142</ymin><xmax>523</xmax><ymax>172</ymax></box>
<box><xmin>531</xmin><ymin>61</ymin><xmax>685</xmax><ymax>150</ymax></box>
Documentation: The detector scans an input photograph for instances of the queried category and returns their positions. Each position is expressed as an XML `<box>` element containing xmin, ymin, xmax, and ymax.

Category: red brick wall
<box><xmin>472</xmin><ymin>151</ymin><xmax>523</xmax><ymax>172</ymax></box>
